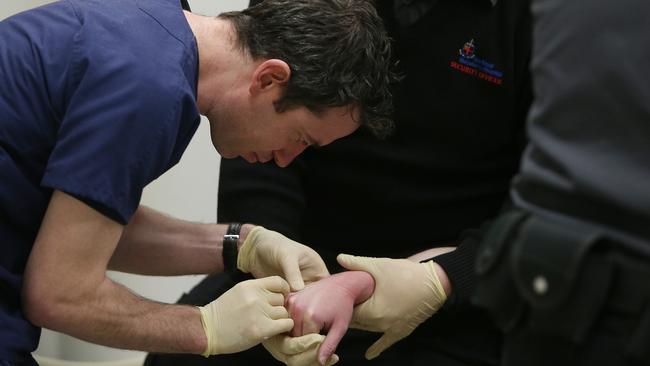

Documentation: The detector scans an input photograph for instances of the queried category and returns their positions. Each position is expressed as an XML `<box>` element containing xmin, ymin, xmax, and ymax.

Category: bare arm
<box><xmin>22</xmin><ymin>191</ymin><xmax>206</xmax><ymax>353</ymax></box>
<box><xmin>109</xmin><ymin>205</ymin><xmax>231</xmax><ymax>275</ymax></box>
<box><xmin>406</xmin><ymin>246</ymin><xmax>456</xmax><ymax>262</ymax></box>
<box><xmin>407</xmin><ymin>247</ymin><xmax>455</xmax><ymax>296</ymax></box>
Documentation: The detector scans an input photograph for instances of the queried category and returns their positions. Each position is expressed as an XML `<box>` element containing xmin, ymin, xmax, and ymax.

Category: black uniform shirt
<box><xmin>219</xmin><ymin>0</ymin><xmax>532</xmax><ymax>363</ymax></box>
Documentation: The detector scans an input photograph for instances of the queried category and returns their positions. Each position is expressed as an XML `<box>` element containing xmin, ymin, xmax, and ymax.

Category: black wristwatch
<box><xmin>222</xmin><ymin>223</ymin><xmax>242</xmax><ymax>274</ymax></box>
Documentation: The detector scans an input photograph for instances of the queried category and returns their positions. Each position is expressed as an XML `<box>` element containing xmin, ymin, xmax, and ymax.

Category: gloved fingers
<box><xmin>272</xmin><ymin>334</ymin><xmax>340</xmax><ymax>366</ymax></box>
<box><xmin>266</xmin><ymin>291</ymin><xmax>287</xmax><ymax>307</ymax></box>
<box><xmin>257</xmin><ymin>275</ymin><xmax>291</xmax><ymax>297</ymax></box>
<box><xmin>263</xmin><ymin>334</ymin><xmax>337</xmax><ymax>366</ymax></box>
<box><xmin>280</xmin><ymin>254</ymin><xmax>306</xmax><ymax>291</ymax></box>
<box><xmin>336</xmin><ymin>254</ymin><xmax>375</xmax><ymax>274</ymax></box>
<box><xmin>365</xmin><ymin>333</ymin><xmax>396</xmax><ymax>360</ymax></box>
<box><xmin>365</xmin><ymin>328</ymin><xmax>411</xmax><ymax>360</ymax></box>
<box><xmin>300</xmin><ymin>255</ymin><xmax>329</xmax><ymax>284</ymax></box>
<box><xmin>285</xmin><ymin>347</ymin><xmax>339</xmax><ymax>366</ymax></box>
<box><xmin>263</xmin><ymin>318</ymin><xmax>295</xmax><ymax>339</ymax></box>
<box><xmin>262</xmin><ymin>335</ymin><xmax>289</xmax><ymax>363</ymax></box>
<box><xmin>267</xmin><ymin>305</ymin><xmax>290</xmax><ymax>320</ymax></box>
<box><xmin>323</xmin><ymin>353</ymin><xmax>340</xmax><ymax>366</ymax></box>
<box><xmin>304</xmin><ymin>268</ymin><xmax>330</xmax><ymax>284</ymax></box>
<box><xmin>317</xmin><ymin>312</ymin><xmax>351</xmax><ymax>366</ymax></box>
<box><xmin>277</xmin><ymin>333</ymin><xmax>326</xmax><ymax>354</ymax></box>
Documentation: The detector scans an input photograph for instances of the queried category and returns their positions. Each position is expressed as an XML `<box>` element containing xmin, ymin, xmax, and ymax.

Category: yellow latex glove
<box><xmin>198</xmin><ymin>276</ymin><xmax>294</xmax><ymax>356</ymax></box>
<box><xmin>336</xmin><ymin>254</ymin><xmax>447</xmax><ymax>360</ymax></box>
<box><xmin>238</xmin><ymin>226</ymin><xmax>329</xmax><ymax>291</ymax></box>
<box><xmin>263</xmin><ymin>333</ymin><xmax>339</xmax><ymax>366</ymax></box>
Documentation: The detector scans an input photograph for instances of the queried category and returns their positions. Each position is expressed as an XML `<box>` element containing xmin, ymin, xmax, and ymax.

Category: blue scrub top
<box><xmin>0</xmin><ymin>0</ymin><xmax>200</xmax><ymax>362</ymax></box>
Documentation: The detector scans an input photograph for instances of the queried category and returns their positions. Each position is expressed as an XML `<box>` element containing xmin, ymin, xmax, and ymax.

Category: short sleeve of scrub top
<box><xmin>0</xmin><ymin>0</ymin><xmax>199</xmax><ymax>361</ymax></box>
<box><xmin>41</xmin><ymin>0</ymin><xmax>201</xmax><ymax>225</ymax></box>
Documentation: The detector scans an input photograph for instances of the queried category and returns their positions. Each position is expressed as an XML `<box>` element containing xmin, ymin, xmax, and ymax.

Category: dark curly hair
<box><xmin>219</xmin><ymin>0</ymin><xmax>398</xmax><ymax>138</ymax></box>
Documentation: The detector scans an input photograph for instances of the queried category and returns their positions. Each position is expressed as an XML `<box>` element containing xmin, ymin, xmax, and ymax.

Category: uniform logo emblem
<box><xmin>451</xmin><ymin>38</ymin><xmax>504</xmax><ymax>86</ymax></box>
<box><xmin>460</xmin><ymin>39</ymin><xmax>476</xmax><ymax>59</ymax></box>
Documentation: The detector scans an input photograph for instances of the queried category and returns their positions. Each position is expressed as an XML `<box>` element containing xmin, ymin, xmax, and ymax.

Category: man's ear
<box><xmin>249</xmin><ymin>59</ymin><xmax>291</xmax><ymax>95</ymax></box>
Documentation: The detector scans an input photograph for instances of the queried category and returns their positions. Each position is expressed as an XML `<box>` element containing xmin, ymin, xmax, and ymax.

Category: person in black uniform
<box><xmin>145</xmin><ymin>0</ymin><xmax>532</xmax><ymax>365</ymax></box>
<box><xmin>473</xmin><ymin>0</ymin><xmax>650</xmax><ymax>365</ymax></box>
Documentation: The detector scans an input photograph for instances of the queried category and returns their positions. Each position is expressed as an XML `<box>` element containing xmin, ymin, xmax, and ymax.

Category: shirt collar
<box><xmin>137</xmin><ymin>0</ymin><xmax>196</xmax><ymax>49</ymax></box>
<box><xmin>489</xmin><ymin>0</ymin><xmax>498</xmax><ymax>6</ymax></box>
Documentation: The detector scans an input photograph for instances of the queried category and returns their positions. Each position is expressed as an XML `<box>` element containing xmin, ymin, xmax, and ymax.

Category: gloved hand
<box><xmin>337</xmin><ymin>254</ymin><xmax>448</xmax><ymax>360</ymax></box>
<box><xmin>198</xmin><ymin>276</ymin><xmax>294</xmax><ymax>356</ymax></box>
<box><xmin>263</xmin><ymin>333</ymin><xmax>339</xmax><ymax>366</ymax></box>
<box><xmin>238</xmin><ymin>226</ymin><xmax>329</xmax><ymax>291</ymax></box>
<box><xmin>285</xmin><ymin>271</ymin><xmax>375</xmax><ymax>365</ymax></box>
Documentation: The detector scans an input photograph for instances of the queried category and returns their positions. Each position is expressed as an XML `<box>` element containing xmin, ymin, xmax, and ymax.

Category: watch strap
<box><xmin>223</xmin><ymin>223</ymin><xmax>242</xmax><ymax>274</ymax></box>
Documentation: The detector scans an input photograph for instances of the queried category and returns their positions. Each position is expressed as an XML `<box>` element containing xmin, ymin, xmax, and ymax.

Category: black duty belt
<box><xmin>474</xmin><ymin>210</ymin><xmax>650</xmax><ymax>365</ymax></box>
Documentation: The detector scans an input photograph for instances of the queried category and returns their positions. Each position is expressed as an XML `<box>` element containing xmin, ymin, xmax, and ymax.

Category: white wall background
<box><xmin>1</xmin><ymin>0</ymin><xmax>248</xmax><ymax>362</ymax></box>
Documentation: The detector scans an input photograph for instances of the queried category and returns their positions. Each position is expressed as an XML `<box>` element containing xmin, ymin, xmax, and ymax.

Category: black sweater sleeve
<box><xmin>433</xmin><ymin>225</ymin><xmax>487</xmax><ymax>311</ymax></box>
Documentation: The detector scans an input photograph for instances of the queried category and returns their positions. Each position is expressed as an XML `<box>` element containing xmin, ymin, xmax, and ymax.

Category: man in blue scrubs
<box><xmin>0</xmin><ymin>0</ymin><xmax>395</xmax><ymax>364</ymax></box>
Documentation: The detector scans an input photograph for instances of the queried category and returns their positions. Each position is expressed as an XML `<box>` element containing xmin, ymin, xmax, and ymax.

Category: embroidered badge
<box><xmin>460</xmin><ymin>39</ymin><xmax>476</xmax><ymax>59</ymax></box>
<box><xmin>451</xmin><ymin>39</ymin><xmax>504</xmax><ymax>85</ymax></box>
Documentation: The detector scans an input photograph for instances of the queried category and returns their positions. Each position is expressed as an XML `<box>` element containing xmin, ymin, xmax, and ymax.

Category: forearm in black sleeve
<box><xmin>432</xmin><ymin>227</ymin><xmax>484</xmax><ymax>311</ymax></box>
<box><xmin>432</xmin><ymin>197</ymin><xmax>519</xmax><ymax>311</ymax></box>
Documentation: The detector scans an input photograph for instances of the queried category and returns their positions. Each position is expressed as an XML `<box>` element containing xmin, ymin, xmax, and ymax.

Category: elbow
<box><xmin>22</xmin><ymin>279</ymin><xmax>63</xmax><ymax>329</ymax></box>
